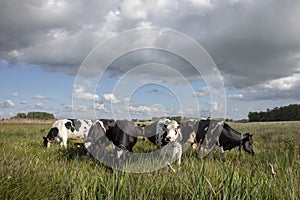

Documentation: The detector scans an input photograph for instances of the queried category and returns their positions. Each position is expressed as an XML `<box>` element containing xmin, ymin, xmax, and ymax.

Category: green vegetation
<box><xmin>11</xmin><ymin>111</ymin><xmax>55</xmax><ymax>120</ymax></box>
<box><xmin>248</xmin><ymin>104</ymin><xmax>300</xmax><ymax>122</ymax></box>
<box><xmin>0</xmin><ymin>122</ymin><xmax>299</xmax><ymax>199</ymax></box>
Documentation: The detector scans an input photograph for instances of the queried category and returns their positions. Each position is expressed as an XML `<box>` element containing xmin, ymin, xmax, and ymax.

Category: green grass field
<box><xmin>0</xmin><ymin>121</ymin><xmax>299</xmax><ymax>199</ymax></box>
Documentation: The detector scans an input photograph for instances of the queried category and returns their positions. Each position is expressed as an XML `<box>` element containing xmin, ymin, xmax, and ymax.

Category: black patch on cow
<box><xmin>142</xmin><ymin>121</ymin><xmax>169</xmax><ymax>147</ymax></box>
<box><xmin>105</xmin><ymin>120</ymin><xmax>138</xmax><ymax>152</ymax></box>
<box><xmin>100</xmin><ymin>119</ymin><xmax>116</xmax><ymax>130</ymax></box>
<box><xmin>65</xmin><ymin>121</ymin><xmax>75</xmax><ymax>132</ymax></box>
<box><xmin>48</xmin><ymin>127</ymin><xmax>59</xmax><ymax>140</ymax></box>
<box><xmin>241</xmin><ymin>133</ymin><xmax>254</xmax><ymax>155</ymax></box>
<box><xmin>68</xmin><ymin>119</ymin><xmax>82</xmax><ymax>132</ymax></box>
<box><xmin>43</xmin><ymin>127</ymin><xmax>59</xmax><ymax>147</ymax></box>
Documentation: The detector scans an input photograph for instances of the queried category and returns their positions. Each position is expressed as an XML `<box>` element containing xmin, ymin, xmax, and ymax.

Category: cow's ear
<box><xmin>43</xmin><ymin>136</ymin><xmax>46</xmax><ymax>139</ymax></box>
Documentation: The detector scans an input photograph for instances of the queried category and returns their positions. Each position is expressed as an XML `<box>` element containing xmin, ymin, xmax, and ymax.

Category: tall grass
<box><xmin>0</xmin><ymin>122</ymin><xmax>299</xmax><ymax>199</ymax></box>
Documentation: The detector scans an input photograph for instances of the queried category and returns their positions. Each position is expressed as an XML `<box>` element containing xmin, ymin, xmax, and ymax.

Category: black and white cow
<box><xmin>43</xmin><ymin>119</ymin><xmax>93</xmax><ymax>148</ymax></box>
<box><xmin>83</xmin><ymin>119</ymin><xmax>139</xmax><ymax>156</ymax></box>
<box><xmin>142</xmin><ymin>118</ymin><xmax>182</xmax><ymax>167</ymax></box>
<box><xmin>180</xmin><ymin>119</ymin><xmax>254</xmax><ymax>160</ymax></box>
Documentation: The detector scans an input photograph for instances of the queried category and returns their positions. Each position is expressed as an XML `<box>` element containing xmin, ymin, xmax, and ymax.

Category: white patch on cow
<box><xmin>47</xmin><ymin>142</ymin><xmax>51</xmax><ymax>148</ymax></box>
<box><xmin>98</xmin><ymin>120</ymin><xmax>106</xmax><ymax>132</ymax></box>
<box><xmin>192</xmin><ymin>143</ymin><xmax>198</xmax><ymax>150</ymax></box>
<box><xmin>165</xmin><ymin>120</ymin><xmax>181</xmax><ymax>142</ymax></box>
<box><xmin>161</xmin><ymin>141</ymin><xmax>182</xmax><ymax>166</ymax></box>
<box><xmin>117</xmin><ymin>150</ymin><xmax>123</xmax><ymax>159</ymax></box>
<box><xmin>187</xmin><ymin>131</ymin><xmax>196</xmax><ymax>144</ymax></box>
<box><xmin>85</xmin><ymin>142</ymin><xmax>92</xmax><ymax>148</ymax></box>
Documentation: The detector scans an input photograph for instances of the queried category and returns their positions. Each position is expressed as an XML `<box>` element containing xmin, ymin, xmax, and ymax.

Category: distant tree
<box><xmin>27</xmin><ymin>112</ymin><xmax>55</xmax><ymax>120</ymax></box>
<box><xmin>16</xmin><ymin>113</ymin><xmax>26</xmax><ymax>119</ymax></box>
<box><xmin>169</xmin><ymin>116</ymin><xmax>181</xmax><ymax>123</ymax></box>
<box><xmin>248</xmin><ymin>104</ymin><xmax>300</xmax><ymax>122</ymax></box>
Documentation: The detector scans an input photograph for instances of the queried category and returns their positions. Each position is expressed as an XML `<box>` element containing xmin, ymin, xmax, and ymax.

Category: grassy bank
<box><xmin>0</xmin><ymin>122</ymin><xmax>299</xmax><ymax>199</ymax></box>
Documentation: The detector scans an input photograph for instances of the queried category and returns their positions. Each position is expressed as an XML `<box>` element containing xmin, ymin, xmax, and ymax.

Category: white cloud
<box><xmin>8</xmin><ymin>50</ymin><xmax>24</xmax><ymax>59</ymax></box>
<box><xmin>20</xmin><ymin>100</ymin><xmax>27</xmax><ymax>104</ymax></box>
<box><xmin>34</xmin><ymin>102</ymin><xmax>49</xmax><ymax>110</ymax></box>
<box><xmin>73</xmin><ymin>105</ymin><xmax>88</xmax><ymax>112</ymax></box>
<box><xmin>262</xmin><ymin>74</ymin><xmax>300</xmax><ymax>91</ymax></box>
<box><xmin>228</xmin><ymin>93</ymin><xmax>244</xmax><ymax>100</ymax></box>
<box><xmin>129</xmin><ymin>105</ymin><xmax>151</xmax><ymax>113</ymax></box>
<box><xmin>228</xmin><ymin>73</ymin><xmax>300</xmax><ymax>101</ymax></box>
<box><xmin>11</xmin><ymin>92</ymin><xmax>19</xmax><ymax>97</ymax></box>
<box><xmin>94</xmin><ymin>102</ymin><xmax>106</xmax><ymax>110</ymax></box>
<box><xmin>32</xmin><ymin>95</ymin><xmax>49</xmax><ymax>99</ymax></box>
<box><xmin>188</xmin><ymin>0</ymin><xmax>213</xmax><ymax>8</ymax></box>
<box><xmin>103</xmin><ymin>93</ymin><xmax>119</xmax><ymax>104</ymax></box>
<box><xmin>0</xmin><ymin>100</ymin><xmax>15</xmax><ymax>108</ymax></box>
<box><xmin>73</xmin><ymin>85</ymin><xmax>100</xmax><ymax>101</ymax></box>
<box><xmin>61</xmin><ymin>104</ymin><xmax>73</xmax><ymax>112</ymax></box>
<box><xmin>121</xmin><ymin>0</ymin><xmax>148</xmax><ymax>20</ymax></box>
<box><xmin>209</xmin><ymin>101</ymin><xmax>224</xmax><ymax>112</ymax></box>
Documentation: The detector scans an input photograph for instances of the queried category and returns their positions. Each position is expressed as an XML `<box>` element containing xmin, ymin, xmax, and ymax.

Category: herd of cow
<box><xmin>43</xmin><ymin>118</ymin><xmax>254</xmax><ymax>170</ymax></box>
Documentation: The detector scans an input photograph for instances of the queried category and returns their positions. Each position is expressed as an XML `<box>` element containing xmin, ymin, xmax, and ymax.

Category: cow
<box><xmin>43</xmin><ymin>119</ymin><xmax>93</xmax><ymax>148</ymax></box>
<box><xmin>180</xmin><ymin>119</ymin><xmax>254</xmax><ymax>161</ymax></box>
<box><xmin>83</xmin><ymin>119</ymin><xmax>139</xmax><ymax>161</ymax></box>
<box><xmin>142</xmin><ymin>118</ymin><xmax>182</xmax><ymax>170</ymax></box>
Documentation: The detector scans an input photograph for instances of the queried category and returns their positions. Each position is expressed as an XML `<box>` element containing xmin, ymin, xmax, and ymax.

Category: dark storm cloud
<box><xmin>1</xmin><ymin>0</ymin><xmax>300</xmax><ymax>101</ymax></box>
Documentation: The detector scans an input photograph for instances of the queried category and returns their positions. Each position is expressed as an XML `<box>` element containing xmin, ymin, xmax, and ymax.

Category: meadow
<box><xmin>0</xmin><ymin>121</ymin><xmax>299</xmax><ymax>199</ymax></box>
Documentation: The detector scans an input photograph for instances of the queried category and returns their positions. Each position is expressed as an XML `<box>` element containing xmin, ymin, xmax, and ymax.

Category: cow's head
<box><xmin>241</xmin><ymin>133</ymin><xmax>254</xmax><ymax>155</ymax></box>
<box><xmin>165</xmin><ymin>120</ymin><xmax>181</xmax><ymax>142</ymax></box>
<box><xmin>43</xmin><ymin>136</ymin><xmax>51</xmax><ymax>148</ymax></box>
<box><xmin>43</xmin><ymin>127</ymin><xmax>59</xmax><ymax>148</ymax></box>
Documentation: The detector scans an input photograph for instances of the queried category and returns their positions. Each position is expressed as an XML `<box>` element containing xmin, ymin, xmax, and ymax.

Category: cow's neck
<box><xmin>220</xmin><ymin>128</ymin><xmax>243</xmax><ymax>151</ymax></box>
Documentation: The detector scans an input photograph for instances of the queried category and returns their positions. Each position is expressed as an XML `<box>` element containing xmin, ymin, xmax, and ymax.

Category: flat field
<box><xmin>0</xmin><ymin>121</ymin><xmax>299</xmax><ymax>199</ymax></box>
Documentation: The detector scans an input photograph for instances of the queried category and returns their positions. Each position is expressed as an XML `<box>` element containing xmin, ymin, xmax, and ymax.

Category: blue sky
<box><xmin>1</xmin><ymin>0</ymin><xmax>300</xmax><ymax>120</ymax></box>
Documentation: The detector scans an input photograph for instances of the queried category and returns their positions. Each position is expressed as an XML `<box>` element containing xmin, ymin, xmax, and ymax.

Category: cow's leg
<box><xmin>61</xmin><ymin>135</ymin><xmax>68</xmax><ymax>148</ymax></box>
<box><xmin>177</xmin><ymin>144</ymin><xmax>182</xmax><ymax>165</ymax></box>
<box><xmin>209</xmin><ymin>145</ymin><xmax>219</xmax><ymax>160</ymax></box>
<box><xmin>161</xmin><ymin>147</ymin><xmax>167</xmax><ymax>163</ymax></box>
<box><xmin>177</xmin><ymin>153</ymin><xmax>181</xmax><ymax>165</ymax></box>
<box><xmin>219</xmin><ymin>147</ymin><xmax>225</xmax><ymax>162</ymax></box>
<box><xmin>209</xmin><ymin>150</ymin><xmax>214</xmax><ymax>160</ymax></box>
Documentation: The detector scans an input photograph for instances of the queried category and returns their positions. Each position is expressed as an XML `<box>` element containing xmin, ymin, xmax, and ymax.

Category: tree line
<box><xmin>12</xmin><ymin>112</ymin><xmax>55</xmax><ymax>120</ymax></box>
<box><xmin>248</xmin><ymin>104</ymin><xmax>300</xmax><ymax>122</ymax></box>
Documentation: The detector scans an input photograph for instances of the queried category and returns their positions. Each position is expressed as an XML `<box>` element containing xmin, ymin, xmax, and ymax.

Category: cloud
<box><xmin>10</xmin><ymin>92</ymin><xmax>19</xmax><ymax>97</ymax></box>
<box><xmin>129</xmin><ymin>105</ymin><xmax>151</xmax><ymax>114</ymax></box>
<box><xmin>32</xmin><ymin>95</ymin><xmax>49</xmax><ymax>99</ymax></box>
<box><xmin>209</xmin><ymin>101</ymin><xmax>224</xmax><ymax>112</ymax></box>
<box><xmin>34</xmin><ymin>102</ymin><xmax>49</xmax><ymax>110</ymax></box>
<box><xmin>103</xmin><ymin>93</ymin><xmax>119</xmax><ymax>104</ymax></box>
<box><xmin>73</xmin><ymin>105</ymin><xmax>88</xmax><ymax>112</ymax></box>
<box><xmin>1</xmin><ymin>0</ymin><xmax>300</xmax><ymax>103</ymax></box>
<box><xmin>20</xmin><ymin>100</ymin><xmax>27</xmax><ymax>105</ymax></box>
<box><xmin>228</xmin><ymin>73</ymin><xmax>300</xmax><ymax>101</ymax></box>
<box><xmin>94</xmin><ymin>102</ymin><xmax>106</xmax><ymax>110</ymax></box>
<box><xmin>0</xmin><ymin>100</ymin><xmax>15</xmax><ymax>108</ymax></box>
<box><xmin>73</xmin><ymin>85</ymin><xmax>100</xmax><ymax>101</ymax></box>
<box><xmin>228</xmin><ymin>93</ymin><xmax>244</xmax><ymax>100</ymax></box>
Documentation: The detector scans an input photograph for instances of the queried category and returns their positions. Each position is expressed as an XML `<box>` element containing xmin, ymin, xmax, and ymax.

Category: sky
<box><xmin>1</xmin><ymin>0</ymin><xmax>300</xmax><ymax>120</ymax></box>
